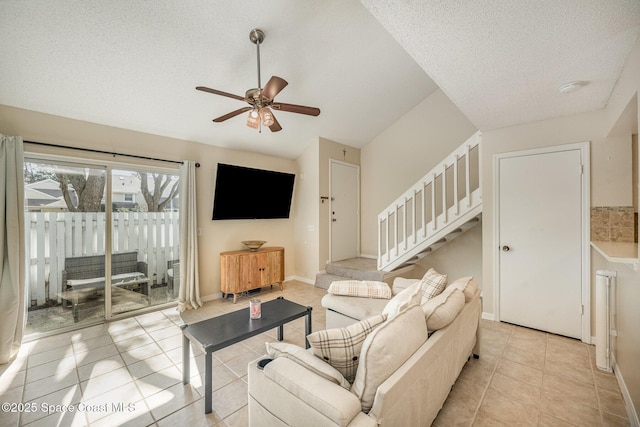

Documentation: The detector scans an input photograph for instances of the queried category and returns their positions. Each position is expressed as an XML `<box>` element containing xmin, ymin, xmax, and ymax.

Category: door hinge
<box><xmin>580</xmin><ymin>164</ymin><xmax>584</xmax><ymax>175</ymax></box>
<box><xmin>581</xmin><ymin>304</ymin><xmax>584</xmax><ymax>315</ymax></box>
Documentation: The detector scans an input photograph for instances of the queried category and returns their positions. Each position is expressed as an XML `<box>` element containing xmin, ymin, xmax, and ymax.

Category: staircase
<box><xmin>378</xmin><ymin>131</ymin><xmax>482</xmax><ymax>272</ymax></box>
<box><xmin>314</xmin><ymin>132</ymin><xmax>482</xmax><ymax>288</ymax></box>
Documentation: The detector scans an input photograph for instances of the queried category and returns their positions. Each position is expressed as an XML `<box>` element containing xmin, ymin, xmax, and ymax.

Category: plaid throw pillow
<box><xmin>306</xmin><ymin>314</ymin><xmax>387</xmax><ymax>383</ymax></box>
<box><xmin>419</xmin><ymin>268</ymin><xmax>448</xmax><ymax>303</ymax></box>
<box><xmin>328</xmin><ymin>280</ymin><xmax>392</xmax><ymax>299</ymax></box>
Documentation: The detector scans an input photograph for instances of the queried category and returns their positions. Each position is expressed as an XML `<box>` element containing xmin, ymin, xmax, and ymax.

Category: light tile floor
<box><xmin>0</xmin><ymin>280</ymin><xmax>631</xmax><ymax>426</ymax></box>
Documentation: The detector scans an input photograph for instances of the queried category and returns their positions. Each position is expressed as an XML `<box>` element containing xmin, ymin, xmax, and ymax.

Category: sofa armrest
<box><xmin>136</xmin><ymin>261</ymin><xmax>148</xmax><ymax>276</ymax></box>
<box><xmin>249</xmin><ymin>357</ymin><xmax>366</xmax><ymax>426</ymax></box>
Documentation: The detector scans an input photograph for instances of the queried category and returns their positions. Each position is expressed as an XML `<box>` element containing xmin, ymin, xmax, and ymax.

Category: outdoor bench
<box><xmin>59</xmin><ymin>251</ymin><xmax>150</xmax><ymax>322</ymax></box>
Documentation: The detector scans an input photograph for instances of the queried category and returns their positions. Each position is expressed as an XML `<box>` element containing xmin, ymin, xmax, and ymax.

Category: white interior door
<box><xmin>330</xmin><ymin>161</ymin><xmax>359</xmax><ymax>261</ymax></box>
<box><xmin>497</xmin><ymin>147</ymin><xmax>586</xmax><ymax>339</ymax></box>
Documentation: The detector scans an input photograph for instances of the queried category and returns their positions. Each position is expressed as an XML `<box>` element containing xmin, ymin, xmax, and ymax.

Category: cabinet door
<box><xmin>220</xmin><ymin>254</ymin><xmax>242</xmax><ymax>294</ymax></box>
<box><xmin>265</xmin><ymin>249</ymin><xmax>284</xmax><ymax>284</ymax></box>
<box><xmin>240</xmin><ymin>253</ymin><xmax>262</xmax><ymax>290</ymax></box>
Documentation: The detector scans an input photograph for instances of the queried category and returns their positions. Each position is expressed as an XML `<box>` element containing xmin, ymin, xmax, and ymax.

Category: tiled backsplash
<box><xmin>591</xmin><ymin>206</ymin><xmax>636</xmax><ymax>243</ymax></box>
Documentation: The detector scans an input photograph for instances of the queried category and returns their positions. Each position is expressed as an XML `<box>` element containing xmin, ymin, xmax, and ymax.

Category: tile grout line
<box><xmin>469</xmin><ymin>323</ymin><xmax>514</xmax><ymax>425</ymax></box>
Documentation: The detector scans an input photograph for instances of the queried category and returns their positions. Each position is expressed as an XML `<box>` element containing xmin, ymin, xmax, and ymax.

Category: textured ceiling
<box><xmin>361</xmin><ymin>0</ymin><xmax>640</xmax><ymax>131</ymax></box>
<box><xmin>1</xmin><ymin>1</ymin><xmax>639</xmax><ymax>160</ymax></box>
<box><xmin>0</xmin><ymin>0</ymin><xmax>437</xmax><ymax>159</ymax></box>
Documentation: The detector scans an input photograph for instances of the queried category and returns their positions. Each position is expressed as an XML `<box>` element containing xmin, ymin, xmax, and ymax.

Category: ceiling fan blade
<box><xmin>269</xmin><ymin>113</ymin><xmax>282</xmax><ymax>132</ymax></box>
<box><xmin>213</xmin><ymin>107</ymin><xmax>253</xmax><ymax>122</ymax></box>
<box><xmin>196</xmin><ymin>86</ymin><xmax>247</xmax><ymax>102</ymax></box>
<box><xmin>261</xmin><ymin>76</ymin><xmax>288</xmax><ymax>102</ymax></box>
<box><xmin>272</xmin><ymin>102</ymin><xmax>320</xmax><ymax>116</ymax></box>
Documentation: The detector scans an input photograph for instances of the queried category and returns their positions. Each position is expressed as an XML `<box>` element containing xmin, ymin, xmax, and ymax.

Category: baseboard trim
<box><xmin>201</xmin><ymin>293</ymin><xmax>222</xmax><ymax>303</ymax></box>
<box><xmin>202</xmin><ymin>277</ymin><xmax>316</xmax><ymax>302</ymax></box>
<box><xmin>481</xmin><ymin>312</ymin><xmax>495</xmax><ymax>321</ymax></box>
<box><xmin>289</xmin><ymin>275</ymin><xmax>315</xmax><ymax>285</ymax></box>
<box><xmin>612</xmin><ymin>354</ymin><xmax>640</xmax><ymax>426</ymax></box>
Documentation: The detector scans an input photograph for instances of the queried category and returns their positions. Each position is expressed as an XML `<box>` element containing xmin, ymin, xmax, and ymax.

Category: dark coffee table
<box><xmin>181</xmin><ymin>296</ymin><xmax>312</xmax><ymax>414</ymax></box>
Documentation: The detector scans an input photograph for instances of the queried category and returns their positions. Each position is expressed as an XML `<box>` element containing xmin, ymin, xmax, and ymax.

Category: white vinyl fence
<box><xmin>26</xmin><ymin>211</ymin><xmax>179</xmax><ymax>306</ymax></box>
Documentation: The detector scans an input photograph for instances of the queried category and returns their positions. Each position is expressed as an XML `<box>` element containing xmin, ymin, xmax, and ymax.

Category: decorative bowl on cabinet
<box><xmin>242</xmin><ymin>240</ymin><xmax>267</xmax><ymax>251</ymax></box>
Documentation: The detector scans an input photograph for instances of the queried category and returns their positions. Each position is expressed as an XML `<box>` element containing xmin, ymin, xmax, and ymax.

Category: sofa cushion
<box><xmin>266</xmin><ymin>342</ymin><xmax>351</xmax><ymax>390</ymax></box>
<box><xmin>419</xmin><ymin>268</ymin><xmax>448</xmax><ymax>303</ymax></box>
<box><xmin>307</xmin><ymin>313</ymin><xmax>387</xmax><ymax>383</ymax></box>
<box><xmin>351</xmin><ymin>305</ymin><xmax>427</xmax><ymax>413</ymax></box>
<box><xmin>421</xmin><ymin>288</ymin><xmax>465</xmax><ymax>331</ymax></box>
<box><xmin>328</xmin><ymin>280</ymin><xmax>392</xmax><ymax>299</ymax></box>
<box><xmin>321</xmin><ymin>293</ymin><xmax>389</xmax><ymax>322</ymax></box>
<box><xmin>382</xmin><ymin>280</ymin><xmax>421</xmax><ymax>317</ymax></box>
<box><xmin>446</xmin><ymin>276</ymin><xmax>479</xmax><ymax>302</ymax></box>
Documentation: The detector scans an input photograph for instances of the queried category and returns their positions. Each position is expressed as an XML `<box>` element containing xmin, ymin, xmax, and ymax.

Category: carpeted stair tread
<box><xmin>325</xmin><ymin>258</ymin><xmax>384</xmax><ymax>282</ymax></box>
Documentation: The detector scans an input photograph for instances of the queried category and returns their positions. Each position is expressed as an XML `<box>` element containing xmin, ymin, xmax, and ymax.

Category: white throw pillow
<box><xmin>382</xmin><ymin>280</ymin><xmax>421</xmax><ymax>317</ymax></box>
<box><xmin>307</xmin><ymin>313</ymin><xmax>387</xmax><ymax>383</ymax></box>
<box><xmin>419</xmin><ymin>268</ymin><xmax>448</xmax><ymax>303</ymax></box>
<box><xmin>391</xmin><ymin>277</ymin><xmax>419</xmax><ymax>295</ymax></box>
<box><xmin>446</xmin><ymin>276</ymin><xmax>478</xmax><ymax>302</ymax></box>
<box><xmin>421</xmin><ymin>288</ymin><xmax>465</xmax><ymax>331</ymax></box>
<box><xmin>328</xmin><ymin>280</ymin><xmax>392</xmax><ymax>299</ymax></box>
<box><xmin>266</xmin><ymin>341</ymin><xmax>351</xmax><ymax>390</ymax></box>
<box><xmin>351</xmin><ymin>305</ymin><xmax>427</xmax><ymax>413</ymax></box>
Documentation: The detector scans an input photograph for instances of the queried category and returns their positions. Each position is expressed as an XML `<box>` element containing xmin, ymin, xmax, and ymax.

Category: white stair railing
<box><xmin>377</xmin><ymin>132</ymin><xmax>482</xmax><ymax>271</ymax></box>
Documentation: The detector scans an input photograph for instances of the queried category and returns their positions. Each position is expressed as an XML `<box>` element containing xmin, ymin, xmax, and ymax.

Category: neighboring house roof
<box><xmin>27</xmin><ymin>178</ymin><xmax>78</xmax><ymax>206</ymax></box>
<box><xmin>25</xmin><ymin>187</ymin><xmax>58</xmax><ymax>209</ymax></box>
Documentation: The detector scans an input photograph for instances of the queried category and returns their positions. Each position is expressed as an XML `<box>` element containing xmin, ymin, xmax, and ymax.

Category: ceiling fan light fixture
<box><xmin>247</xmin><ymin>111</ymin><xmax>260</xmax><ymax>128</ymax></box>
<box><xmin>259</xmin><ymin>107</ymin><xmax>275</xmax><ymax>126</ymax></box>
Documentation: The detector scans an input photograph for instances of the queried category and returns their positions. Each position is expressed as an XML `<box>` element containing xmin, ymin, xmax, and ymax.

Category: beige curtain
<box><xmin>177</xmin><ymin>160</ymin><xmax>202</xmax><ymax>312</ymax></box>
<box><xmin>0</xmin><ymin>135</ymin><xmax>26</xmax><ymax>364</ymax></box>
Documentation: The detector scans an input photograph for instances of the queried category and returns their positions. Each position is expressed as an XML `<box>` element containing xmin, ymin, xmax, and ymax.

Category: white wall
<box><xmin>293</xmin><ymin>139</ymin><xmax>320</xmax><ymax>283</ymax></box>
<box><xmin>413</xmin><ymin>222</ymin><xmax>483</xmax><ymax>282</ymax></box>
<box><xmin>360</xmin><ymin>89</ymin><xmax>477</xmax><ymax>257</ymax></box>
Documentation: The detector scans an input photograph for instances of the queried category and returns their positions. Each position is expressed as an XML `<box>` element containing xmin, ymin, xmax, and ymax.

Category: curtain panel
<box><xmin>178</xmin><ymin>160</ymin><xmax>202</xmax><ymax>312</ymax></box>
<box><xmin>0</xmin><ymin>135</ymin><xmax>26</xmax><ymax>364</ymax></box>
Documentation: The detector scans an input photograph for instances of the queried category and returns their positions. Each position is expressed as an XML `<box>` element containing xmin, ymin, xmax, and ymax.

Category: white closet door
<box><xmin>498</xmin><ymin>148</ymin><xmax>583</xmax><ymax>339</ymax></box>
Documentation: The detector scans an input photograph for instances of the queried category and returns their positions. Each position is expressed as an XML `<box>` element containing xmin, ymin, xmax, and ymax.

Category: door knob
<box><xmin>502</xmin><ymin>245</ymin><xmax>510</xmax><ymax>252</ymax></box>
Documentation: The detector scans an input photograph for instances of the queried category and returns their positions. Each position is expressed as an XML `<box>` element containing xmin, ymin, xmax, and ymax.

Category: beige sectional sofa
<box><xmin>247</xmin><ymin>276</ymin><xmax>482</xmax><ymax>427</ymax></box>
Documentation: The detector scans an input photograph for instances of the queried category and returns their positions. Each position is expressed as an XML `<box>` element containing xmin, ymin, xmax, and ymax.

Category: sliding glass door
<box><xmin>24</xmin><ymin>159</ymin><xmax>108</xmax><ymax>333</ymax></box>
<box><xmin>110</xmin><ymin>168</ymin><xmax>180</xmax><ymax>316</ymax></box>
<box><xmin>24</xmin><ymin>156</ymin><xmax>180</xmax><ymax>335</ymax></box>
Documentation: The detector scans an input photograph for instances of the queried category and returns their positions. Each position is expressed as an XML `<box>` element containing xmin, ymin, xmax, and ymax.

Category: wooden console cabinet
<box><xmin>220</xmin><ymin>247</ymin><xmax>284</xmax><ymax>303</ymax></box>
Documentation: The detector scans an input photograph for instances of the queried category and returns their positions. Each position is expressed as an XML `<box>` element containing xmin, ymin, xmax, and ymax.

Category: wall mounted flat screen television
<box><xmin>212</xmin><ymin>163</ymin><xmax>295</xmax><ymax>220</ymax></box>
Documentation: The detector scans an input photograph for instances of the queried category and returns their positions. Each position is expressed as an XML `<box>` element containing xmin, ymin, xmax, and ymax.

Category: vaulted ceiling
<box><xmin>1</xmin><ymin>1</ymin><xmax>639</xmax><ymax>159</ymax></box>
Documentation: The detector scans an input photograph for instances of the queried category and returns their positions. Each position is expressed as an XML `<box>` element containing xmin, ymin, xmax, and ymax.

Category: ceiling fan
<box><xmin>196</xmin><ymin>28</ymin><xmax>320</xmax><ymax>132</ymax></box>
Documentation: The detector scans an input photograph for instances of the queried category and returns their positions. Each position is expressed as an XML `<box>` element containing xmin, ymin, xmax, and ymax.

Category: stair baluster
<box><xmin>377</xmin><ymin>131</ymin><xmax>482</xmax><ymax>272</ymax></box>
